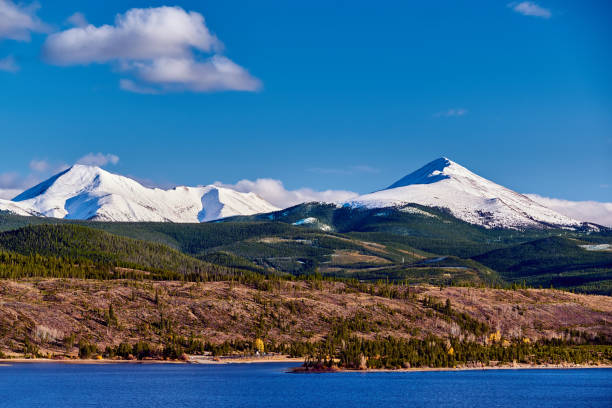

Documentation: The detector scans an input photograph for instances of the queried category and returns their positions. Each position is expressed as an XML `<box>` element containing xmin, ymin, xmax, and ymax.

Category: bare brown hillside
<box><xmin>0</xmin><ymin>278</ymin><xmax>610</xmax><ymax>357</ymax></box>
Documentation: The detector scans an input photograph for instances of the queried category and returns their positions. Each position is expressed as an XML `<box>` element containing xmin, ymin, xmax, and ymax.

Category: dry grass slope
<box><xmin>0</xmin><ymin>278</ymin><xmax>610</xmax><ymax>358</ymax></box>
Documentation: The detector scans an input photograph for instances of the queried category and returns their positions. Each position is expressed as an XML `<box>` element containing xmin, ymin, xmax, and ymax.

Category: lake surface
<box><xmin>1</xmin><ymin>363</ymin><xmax>611</xmax><ymax>408</ymax></box>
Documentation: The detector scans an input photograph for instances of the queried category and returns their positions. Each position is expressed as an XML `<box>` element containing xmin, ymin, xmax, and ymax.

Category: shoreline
<box><xmin>1</xmin><ymin>357</ymin><xmax>611</xmax><ymax>372</ymax></box>
<box><xmin>290</xmin><ymin>361</ymin><xmax>612</xmax><ymax>373</ymax></box>
<box><xmin>188</xmin><ymin>355</ymin><xmax>304</xmax><ymax>365</ymax></box>
<box><xmin>334</xmin><ymin>363</ymin><xmax>612</xmax><ymax>373</ymax></box>
<box><xmin>0</xmin><ymin>355</ymin><xmax>304</xmax><ymax>365</ymax></box>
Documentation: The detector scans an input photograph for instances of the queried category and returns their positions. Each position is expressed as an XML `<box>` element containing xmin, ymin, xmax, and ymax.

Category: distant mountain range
<box><xmin>0</xmin><ymin>157</ymin><xmax>605</xmax><ymax>229</ymax></box>
<box><xmin>0</xmin><ymin>165</ymin><xmax>278</xmax><ymax>222</ymax></box>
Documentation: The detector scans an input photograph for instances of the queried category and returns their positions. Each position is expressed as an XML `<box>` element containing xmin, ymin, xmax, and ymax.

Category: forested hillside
<box><xmin>0</xmin><ymin>224</ymin><xmax>240</xmax><ymax>280</ymax></box>
<box><xmin>1</xmin><ymin>208</ymin><xmax>610</xmax><ymax>293</ymax></box>
<box><xmin>473</xmin><ymin>236</ymin><xmax>612</xmax><ymax>295</ymax></box>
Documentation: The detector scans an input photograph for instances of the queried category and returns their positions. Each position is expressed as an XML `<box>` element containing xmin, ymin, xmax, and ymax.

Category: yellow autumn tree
<box><xmin>254</xmin><ymin>338</ymin><xmax>264</xmax><ymax>353</ymax></box>
<box><xmin>488</xmin><ymin>330</ymin><xmax>502</xmax><ymax>344</ymax></box>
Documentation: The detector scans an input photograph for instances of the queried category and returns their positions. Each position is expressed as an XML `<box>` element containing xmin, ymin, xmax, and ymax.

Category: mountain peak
<box><xmin>13</xmin><ymin>164</ymin><xmax>111</xmax><ymax>202</ymax></box>
<box><xmin>387</xmin><ymin>157</ymin><xmax>464</xmax><ymax>189</ymax></box>
<box><xmin>12</xmin><ymin>167</ymin><xmax>71</xmax><ymax>201</ymax></box>
<box><xmin>349</xmin><ymin>157</ymin><xmax>582</xmax><ymax>229</ymax></box>
<box><xmin>69</xmin><ymin>163</ymin><xmax>104</xmax><ymax>172</ymax></box>
<box><xmin>4</xmin><ymin>165</ymin><xmax>278</xmax><ymax>222</ymax></box>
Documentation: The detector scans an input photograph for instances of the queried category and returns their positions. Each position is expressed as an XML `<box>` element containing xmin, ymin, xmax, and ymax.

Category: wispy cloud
<box><xmin>119</xmin><ymin>79</ymin><xmax>160</xmax><ymax>95</ymax></box>
<box><xmin>0</xmin><ymin>159</ymin><xmax>68</xmax><ymax>199</ymax></box>
<box><xmin>0</xmin><ymin>0</ymin><xmax>48</xmax><ymax>75</ymax></box>
<box><xmin>508</xmin><ymin>2</ymin><xmax>552</xmax><ymax>19</ymax></box>
<box><xmin>66</xmin><ymin>12</ymin><xmax>88</xmax><ymax>28</ymax></box>
<box><xmin>0</xmin><ymin>171</ymin><xmax>21</xmax><ymax>192</ymax></box>
<box><xmin>307</xmin><ymin>168</ymin><xmax>352</xmax><ymax>175</ymax></box>
<box><xmin>42</xmin><ymin>6</ymin><xmax>261</xmax><ymax>94</ymax></box>
<box><xmin>0</xmin><ymin>55</ymin><xmax>18</xmax><ymax>72</ymax></box>
<box><xmin>77</xmin><ymin>153</ymin><xmax>120</xmax><ymax>167</ymax></box>
<box><xmin>433</xmin><ymin>108</ymin><xmax>468</xmax><ymax>118</ymax></box>
<box><xmin>0</xmin><ymin>0</ymin><xmax>49</xmax><ymax>41</ymax></box>
<box><xmin>216</xmin><ymin>178</ymin><xmax>358</xmax><ymax>208</ymax></box>
<box><xmin>29</xmin><ymin>159</ymin><xmax>50</xmax><ymax>172</ymax></box>
<box><xmin>308</xmin><ymin>165</ymin><xmax>380</xmax><ymax>175</ymax></box>
<box><xmin>527</xmin><ymin>194</ymin><xmax>612</xmax><ymax>227</ymax></box>
<box><xmin>0</xmin><ymin>154</ymin><xmax>117</xmax><ymax>199</ymax></box>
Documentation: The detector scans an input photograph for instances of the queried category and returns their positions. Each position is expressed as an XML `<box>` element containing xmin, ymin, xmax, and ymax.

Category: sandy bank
<box><xmin>291</xmin><ymin>363</ymin><xmax>612</xmax><ymax>373</ymax></box>
<box><xmin>1</xmin><ymin>358</ymin><xmax>610</xmax><ymax>372</ymax></box>
<box><xmin>0</xmin><ymin>355</ymin><xmax>304</xmax><ymax>365</ymax></box>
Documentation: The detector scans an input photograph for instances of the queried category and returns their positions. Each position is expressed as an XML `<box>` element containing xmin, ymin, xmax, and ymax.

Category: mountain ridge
<box><xmin>0</xmin><ymin>158</ymin><xmax>601</xmax><ymax>229</ymax></box>
<box><xmin>346</xmin><ymin>157</ymin><xmax>584</xmax><ymax>229</ymax></box>
<box><xmin>0</xmin><ymin>164</ymin><xmax>279</xmax><ymax>222</ymax></box>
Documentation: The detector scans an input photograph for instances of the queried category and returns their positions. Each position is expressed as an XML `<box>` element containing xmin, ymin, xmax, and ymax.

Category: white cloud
<box><xmin>66</xmin><ymin>12</ymin><xmax>88</xmax><ymax>28</ymax></box>
<box><xmin>0</xmin><ymin>171</ymin><xmax>20</xmax><ymax>189</ymax></box>
<box><xmin>527</xmin><ymin>194</ymin><xmax>612</xmax><ymax>227</ymax></box>
<box><xmin>0</xmin><ymin>55</ymin><xmax>18</xmax><ymax>72</ymax></box>
<box><xmin>130</xmin><ymin>55</ymin><xmax>261</xmax><ymax>92</ymax></box>
<box><xmin>76</xmin><ymin>153</ymin><xmax>120</xmax><ymax>167</ymax></box>
<box><xmin>433</xmin><ymin>108</ymin><xmax>468</xmax><ymax>118</ymax></box>
<box><xmin>0</xmin><ymin>188</ymin><xmax>21</xmax><ymax>199</ymax></box>
<box><xmin>0</xmin><ymin>158</ymin><xmax>70</xmax><ymax>199</ymax></box>
<box><xmin>42</xmin><ymin>6</ymin><xmax>260</xmax><ymax>93</ymax></box>
<box><xmin>0</xmin><ymin>171</ymin><xmax>38</xmax><ymax>199</ymax></box>
<box><xmin>0</xmin><ymin>1</ymin><xmax>48</xmax><ymax>75</ymax></box>
<box><xmin>44</xmin><ymin>6</ymin><xmax>220</xmax><ymax>64</ymax></box>
<box><xmin>0</xmin><ymin>0</ymin><xmax>48</xmax><ymax>41</ymax></box>
<box><xmin>216</xmin><ymin>178</ymin><xmax>358</xmax><ymax>208</ymax></box>
<box><xmin>29</xmin><ymin>159</ymin><xmax>50</xmax><ymax>172</ymax></box>
<box><xmin>119</xmin><ymin>79</ymin><xmax>160</xmax><ymax>94</ymax></box>
<box><xmin>508</xmin><ymin>2</ymin><xmax>551</xmax><ymax>19</ymax></box>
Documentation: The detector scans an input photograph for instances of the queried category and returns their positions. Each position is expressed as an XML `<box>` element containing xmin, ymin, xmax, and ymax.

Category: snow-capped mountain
<box><xmin>0</xmin><ymin>158</ymin><xmax>598</xmax><ymax>229</ymax></box>
<box><xmin>0</xmin><ymin>165</ymin><xmax>279</xmax><ymax>222</ymax></box>
<box><xmin>346</xmin><ymin>157</ymin><xmax>584</xmax><ymax>229</ymax></box>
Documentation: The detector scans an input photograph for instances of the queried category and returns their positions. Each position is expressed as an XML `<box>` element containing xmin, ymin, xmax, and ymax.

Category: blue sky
<box><xmin>1</xmin><ymin>0</ymin><xmax>610</xmax><ymax>202</ymax></box>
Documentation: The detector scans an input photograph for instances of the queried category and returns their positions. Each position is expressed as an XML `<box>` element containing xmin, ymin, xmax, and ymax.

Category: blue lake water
<box><xmin>1</xmin><ymin>363</ymin><xmax>611</xmax><ymax>408</ymax></box>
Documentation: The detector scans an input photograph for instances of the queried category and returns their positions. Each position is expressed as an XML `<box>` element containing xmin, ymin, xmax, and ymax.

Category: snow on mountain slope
<box><xmin>346</xmin><ymin>158</ymin><xmax>583</xmax><ymax>229</ymax></box>
<box><xmin>0</xmin><ymin>165</ymin><xmax>279</xmax><ymax>222</ymax></box>
<box><xmin>0</xmin><ymin>199</ymin><xmax>41</xmax><ymax>217</ymax></box>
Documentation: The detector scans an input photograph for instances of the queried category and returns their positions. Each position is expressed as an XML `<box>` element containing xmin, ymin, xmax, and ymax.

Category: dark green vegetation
<box><xmin>297</xmin><ymin>303</ymin><xmax>612</xmax><ymax>370</ymax></box>
<box><xmin>225</xmin><ymin>203</ymin><xmax>608</xmax><ymax>256</ymax></box>
<box><xmin>474</xmin><ymin>237</ymin><xmax>612</xmax><ymax>295</ymax></box>
<box><xmin>226</xmin><ymin>203</ymin><xmax>612</xmax><ymax>294</ymax></box>
<box><xmin>0</xmin><ymin>223</ymin><xmax>242</xmax><ymax>281</ymax></box>
<box><xmin>45</xmin><ymin>324</ymin><xmax>612</xmax><ymax>369</ymax></box>
<box><xmin>299</xmin><ymin>334</ymin><xmax>612</xmax><ymax>370</ymax></box>
<box><xmin>1</xmin><ymin>202</ymin><xmax>611</xmax><ymax>294</ymax></box>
